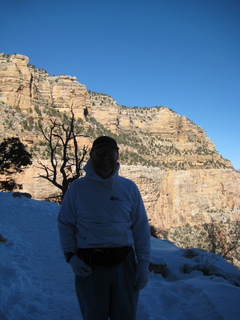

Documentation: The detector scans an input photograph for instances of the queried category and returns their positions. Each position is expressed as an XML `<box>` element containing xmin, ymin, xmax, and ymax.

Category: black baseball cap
<box><xmin>91</xmin><ymin>136</ymin><xmax>119</xmax><ymax>150</ymax></box>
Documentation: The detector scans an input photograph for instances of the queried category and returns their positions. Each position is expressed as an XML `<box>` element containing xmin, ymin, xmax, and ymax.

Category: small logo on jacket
<box><xmin>110</xmin><ymin>196</ymin><xmax>123</xmax><ymax>201</ymax></box>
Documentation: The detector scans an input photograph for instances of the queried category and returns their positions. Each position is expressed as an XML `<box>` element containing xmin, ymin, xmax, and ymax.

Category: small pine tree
<box><xmin>0</xmin><ymin>137</ymin><xmax>32</xmax><ymax>191</ymax></box>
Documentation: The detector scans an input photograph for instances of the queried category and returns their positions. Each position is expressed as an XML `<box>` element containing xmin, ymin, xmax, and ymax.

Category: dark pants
<box><xmin>75</xmin><ymin>249</ymin><xmax>139</xmax><ymax>320</ymax></box>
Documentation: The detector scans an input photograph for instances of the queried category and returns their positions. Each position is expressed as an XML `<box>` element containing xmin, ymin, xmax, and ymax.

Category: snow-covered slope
<box><xmin>1</xmin><ymin>192</ymin><xmax>240</xmax><ymax>320</ymax></box>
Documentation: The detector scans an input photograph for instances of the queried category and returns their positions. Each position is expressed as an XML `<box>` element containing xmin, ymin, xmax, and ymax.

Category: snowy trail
<box><xmin>1</xmin><ymin>192</ymin><xmax>240</xmax><ymax>320</ymax></box>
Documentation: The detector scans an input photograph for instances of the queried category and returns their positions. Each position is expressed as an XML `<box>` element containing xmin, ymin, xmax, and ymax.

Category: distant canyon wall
<box><xmin>14</xmin><ymin>162</ymin><xmax>240</xmax><ymax>230</ymax></box>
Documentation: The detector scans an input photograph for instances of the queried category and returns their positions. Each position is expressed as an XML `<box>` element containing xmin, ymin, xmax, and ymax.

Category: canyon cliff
<box><xmin>0</xmin><ymin>53</ymin><xmax>239</xmax><ymax>233</ymax></box>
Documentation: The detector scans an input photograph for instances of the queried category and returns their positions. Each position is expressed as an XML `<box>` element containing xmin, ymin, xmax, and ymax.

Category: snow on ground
<box><xmin>0</xmin><ymin>192</ymin><xmax>240</xmax><ymax>320</ymax></box>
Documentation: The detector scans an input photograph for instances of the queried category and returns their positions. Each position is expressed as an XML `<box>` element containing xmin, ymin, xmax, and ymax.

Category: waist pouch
<box><xmin>77</xmin><ymin>246</ymin><xmax>131</xmax><ymax>267</ymax></box>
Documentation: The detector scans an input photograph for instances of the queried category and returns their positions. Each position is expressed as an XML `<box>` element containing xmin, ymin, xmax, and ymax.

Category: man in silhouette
<box><xmin>58</xmin><ymin>136</ymin><xmax>150</xmax><ymax>320</ymax></box>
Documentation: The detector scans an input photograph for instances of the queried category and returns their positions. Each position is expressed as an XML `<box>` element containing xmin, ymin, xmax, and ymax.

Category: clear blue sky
<box><xmin>1</xmin><ymin>0</ymin><xmax>240</xmax><ymax>169</ymax></box>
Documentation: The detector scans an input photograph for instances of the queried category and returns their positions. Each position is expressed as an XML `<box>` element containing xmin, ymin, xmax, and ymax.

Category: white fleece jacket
<box><xmin>58</xmin><ymin>159</ymin><xmax>150</xmax><ymax>262</ymax></box>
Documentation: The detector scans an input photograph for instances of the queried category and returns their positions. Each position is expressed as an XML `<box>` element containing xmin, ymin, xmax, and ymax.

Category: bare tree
<box><xmin>37</xmin><ymin>108</ymin><xmax>88</xmax><ymax>201</ymax></box>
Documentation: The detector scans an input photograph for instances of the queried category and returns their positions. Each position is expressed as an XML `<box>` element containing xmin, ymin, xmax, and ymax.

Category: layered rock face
<box><xmin>0</xmin><ymin>53</ymin><xmax>239</xmax><ymax>231</ymax></box>
<box><xmin>0</xmin><ymin>53</ymin><xmax>91</xmax><ymax>120</ymax></box>
<box><xmin>88</xmin><ymin>91</ymin><xmax>119</xmax><ymax>133</ymax></box>
<box><xmin>120</xmin><ymin>166</ymin><xmax>239</xmax><ymax>229</ymax></box>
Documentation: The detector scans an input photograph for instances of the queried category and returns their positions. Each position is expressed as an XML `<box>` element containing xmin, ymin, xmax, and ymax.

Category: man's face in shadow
<box><xmin>90</xmin><ymin>146</ymin><xmax>119</xmax><ymax>178</ymax></box>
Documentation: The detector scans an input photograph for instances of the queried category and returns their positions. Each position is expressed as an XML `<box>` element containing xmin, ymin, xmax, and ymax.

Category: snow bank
<box><xmin>1</xmin><ymin>192</ymin><xmax>240</xmax><ymax>319</ymax></box>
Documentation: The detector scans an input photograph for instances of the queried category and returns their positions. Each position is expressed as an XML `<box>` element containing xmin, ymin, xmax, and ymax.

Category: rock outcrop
<box><xmin>0</xmin><ymin>53</ymin><xmax>91</xmax><ymax>120</ymax></box>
